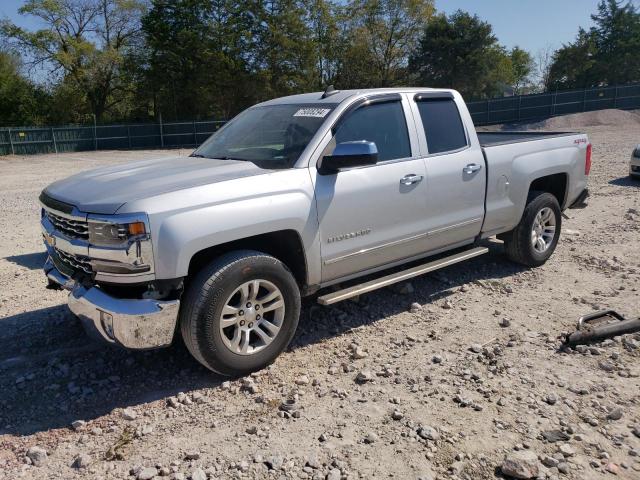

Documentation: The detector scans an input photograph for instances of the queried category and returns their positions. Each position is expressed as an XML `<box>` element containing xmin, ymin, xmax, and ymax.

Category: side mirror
<box><xmin>319</xmin><ymin>141</ymin><xmax>378</xmax><ymax>174</ymax></box>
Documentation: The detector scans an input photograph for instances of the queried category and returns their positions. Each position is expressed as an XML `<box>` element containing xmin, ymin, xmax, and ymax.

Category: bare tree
<box><xmin>345</xmin><ymin>0</ymin><xmax>436</xmax><ymax>87</ymax></box>
<box><xmin>534</xmin><ymin>45</ymin><xmax>555</xmax><ymax>92</ymax></box>
<box><xmin>1</xmin><ymin>0</ymin><xmax>145</xmax><ymax>121</ymax></box>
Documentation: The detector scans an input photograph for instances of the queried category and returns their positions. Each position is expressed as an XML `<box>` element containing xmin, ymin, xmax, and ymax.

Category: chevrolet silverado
<box><xmin>40</xmin><ymin>87</ymin><xmax>591</xmax><ymax>375</ymax></box>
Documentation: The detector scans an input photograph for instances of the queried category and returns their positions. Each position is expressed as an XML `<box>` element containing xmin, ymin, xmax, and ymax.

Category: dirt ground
<box><xmin>0</xmin><ymin>122</ymin><xmax>639</xmax><ymax>480</ymax></box>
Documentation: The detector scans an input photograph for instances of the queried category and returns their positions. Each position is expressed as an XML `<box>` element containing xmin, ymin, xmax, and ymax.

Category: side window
<box><xmin>416</xmin><ymin>98</ymin><xmax>468</xmax><ymax>154</ymax></box>
<box><xmin>334</xmin><ymin>101</ymin><xmax>411</xmax><ymax>162</ymax></box>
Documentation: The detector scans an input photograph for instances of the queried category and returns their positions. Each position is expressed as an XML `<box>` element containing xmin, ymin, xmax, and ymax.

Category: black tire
<box><xmin>180</xmin><ymin>250</ymin><xmax>301</xmax><ymax>376</ymax></box>
<box><xmin>503</xmin><ymin>191</ymin><xmax>562</xmax><ymax>267</ymax></box>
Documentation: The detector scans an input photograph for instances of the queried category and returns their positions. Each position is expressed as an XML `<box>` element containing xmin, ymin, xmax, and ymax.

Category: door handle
<box><xmin>463</xmin><ymin>163</ymin><xmax>482</xmax><ymax>174</ymax></box>
<box><xmin>400</xmin><ymin>174</ymin><xmax>424</xmax><ymax>185</ymax></box>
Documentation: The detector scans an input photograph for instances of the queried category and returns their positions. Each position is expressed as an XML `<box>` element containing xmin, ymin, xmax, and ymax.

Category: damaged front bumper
<box><xmin>45</xmin><ymin>257</ymin><xmax>179</xmax><ymax>349</ymax></box>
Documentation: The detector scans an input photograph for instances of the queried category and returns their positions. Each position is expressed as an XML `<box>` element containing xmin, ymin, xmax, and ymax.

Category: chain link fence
<box><xmin>466</xmin><ymin>82</ymin><xmax>640</xmax><ymax>125</ymax></box>
<box><xmin>0</xmin><ymin>119</ymin><xmax>226</xmax><ymax>156</ymax></box>
<box><xmin>2</xmin><ymin>82</ymin><xmax>640</xmax><ymax>156</ymax></box>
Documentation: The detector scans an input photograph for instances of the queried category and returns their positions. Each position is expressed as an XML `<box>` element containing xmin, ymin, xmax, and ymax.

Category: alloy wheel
<box><xmin>218</xmin><ymin>279</ymin><xmax>285</xmax><ymax>355</ymax></box>
<box><xmin>531</xmin><ymin>207</ymin><xmax>556</xmax><ymax>253</ymax></box>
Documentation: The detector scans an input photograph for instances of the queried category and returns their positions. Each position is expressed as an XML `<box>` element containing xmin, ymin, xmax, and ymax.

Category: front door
<box><xmin>313</xmin><ymin>95</ymin><xmax>429</xmax><ymax>282</ymax></box>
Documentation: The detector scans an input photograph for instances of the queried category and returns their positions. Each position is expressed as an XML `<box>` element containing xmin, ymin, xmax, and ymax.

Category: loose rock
<box><xmin>607</xmin><ymin>407</ymin><xmax>623</xmax><ymax>420</ymax></box>
<box><xmin>326</xmin><ymin>468</ymin><xmax>341</xmax><ymax>480</ymax></box>
<box><xmin>71</xmin><ymin>453</ymin><xmax>91</xmax><ymax>469</ymax></box>
<box><xmin>26</xmin><ymin>446</ymin><xmax>47</xmax><ymax>467</ymax></box>
<box><xmin>137</xmin><ymin>467</ymin><xmax>157</xmax><ymax>480</ymax></box>
<box><xmin>417</xmin><ymin>426</ymin><xmax>440</xmax><ymax>441</ymax></box>
<box><xmin>71</xmin><ymin>420</ymin><xmax>86</xmax><ymax>431</ymax></box>
<box><xmin>121</xmin><ymin>407</ymin><xmax>138</xmax><ymax>421</ymax></box>
<box><xmin>355</xmin><ymin>370</ymin><xmax>374</xmax><ymax>383</ymax></box>
<box><xmin>190</xmin><ymin>467</ymin><xmax>206</xmax><ymax>480</ymax></box>
<box><xmin>501</xmin><ymin>450</ymin><xmax>540</xmax><ymax>479</ymax></box>
<box><xmin>364</xmin><ymin>432</ymin><xmax>378</xmax><ymax>444</ymax></box>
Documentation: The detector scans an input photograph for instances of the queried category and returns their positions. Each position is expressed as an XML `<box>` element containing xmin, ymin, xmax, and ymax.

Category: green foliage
<box><xmin>0</xmin><ymin>51</ymin><xmax>48</xmax><ymax>125</ymax></box>
<box><xmin>142</xmin><ymin>0</ymin><xmax>245</xmax><ymax>120</ymax></box>
<box><xmin>338</xmin><ymin>0</ymin><xmax>435</xmax><ymax>87</ymax></box>
<box><xmin>140</xmin><ymin>0</ymin><xmax>319</xmax><ymax>120</ymax></box>
<box><xmin>547</xmin><ymin>29</ymin><xmax>597</xmax><ymax>90</ymax></box>
<box><xmin>308</xmin><ymin>0</ymin><xmax>342</xmax><ymax>87</ymax></box>
<box><xmin>255</xmin><ymin>0</ymin><xmax>318</xmax><ymax>97</ymax></box>
<box><xmin>548</xmin><ymin>0</ymin><xmax>640</xmax><ymax>89</ymax></box>
<box><xmin>410</xmin><ymin>10</ymin><xmax>513</xmax><ymax>99</ymax></box>
<box><xmin>1</xmin><ymin>0</ymin><xmax>145</xmax><ymax>122</ymax></box>
<box><xmin>509</xmin><ymin>46</ymin><xmax>534</xmax><ymax>94</ymax></box>
<box><xmin>7</xmin><ymin>0</ymin><xmax>637</xmax><ymax>126</ymax></box>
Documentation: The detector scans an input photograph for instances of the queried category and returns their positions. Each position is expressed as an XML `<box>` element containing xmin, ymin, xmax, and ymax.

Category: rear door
<box><xmin>313</xmin><ymin>94</ymin><xmax>429</xmax><ymax>282</ymax></box>
<box><xmin>409</xmin><ymin>93</ymin><xmax>486</xmax><ymax>249</ymax></box>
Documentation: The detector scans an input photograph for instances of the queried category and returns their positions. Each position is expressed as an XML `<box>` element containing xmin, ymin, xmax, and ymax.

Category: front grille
<box><xmin>54</xmin><ymin>248</ymin><xmax>92</xmax><ymax>275</ymax></box>
<box><xmin>46</xmin><ymin>211</ymin><xmax>89</xmax><ymax>240</ymax></box>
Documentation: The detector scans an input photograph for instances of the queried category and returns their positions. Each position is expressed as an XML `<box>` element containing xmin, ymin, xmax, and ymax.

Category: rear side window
<box><xmin>334</xmin><ymin>101</ymin><xmax>411</xmax><ymax>162</ymax></box>
<box><xmin>416</xmin><ymin>98</ymin><xmax>467</xmax><ymax>154</ymax></box>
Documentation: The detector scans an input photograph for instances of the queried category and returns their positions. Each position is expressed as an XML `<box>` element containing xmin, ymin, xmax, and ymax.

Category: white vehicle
<box><xmin>631</xmin><ymin>144</ymin><xmax>640</xmax><ymax>179</ymax></box>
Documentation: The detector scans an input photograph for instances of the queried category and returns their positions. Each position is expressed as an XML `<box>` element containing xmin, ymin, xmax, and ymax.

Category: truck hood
<box><xmin>42</xmin><ymin>156</ymin><xmax>271</xmax><ymax>214</ymax></box>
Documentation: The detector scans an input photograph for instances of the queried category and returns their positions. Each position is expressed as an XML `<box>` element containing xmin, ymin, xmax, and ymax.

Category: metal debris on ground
<box><xmin>562</xmin><ymin>309</ymin><xmax>640</xmax><ymax>348</ymax></box>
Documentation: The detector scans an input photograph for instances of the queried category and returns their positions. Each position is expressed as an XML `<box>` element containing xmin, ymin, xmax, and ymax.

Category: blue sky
<box><xmin>1</xmin><ymin>0</ymin><xmax>637</xmax><ymax>54</ymax></box>
<box><xmin>438</xmin><ymin>0</ymin><xmax>602</xmax><ymax>53</ymax></box>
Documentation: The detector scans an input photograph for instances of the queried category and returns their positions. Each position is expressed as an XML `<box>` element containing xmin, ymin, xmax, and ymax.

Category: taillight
<box><xmin>585</xmin><ymin>143</ymin><xmax>592</xmax><ymax>175</ymax></box>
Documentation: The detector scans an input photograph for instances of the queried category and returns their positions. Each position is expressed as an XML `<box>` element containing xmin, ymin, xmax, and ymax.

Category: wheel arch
<box><xmin>528</xmin><ymin>172</ymin><xmax>568</xmax><ymax>208</ymax></box>
<box><xmin>186</xmin><ymin>230</ymin><xmax>309</xmax><ymax>289</ymax></box>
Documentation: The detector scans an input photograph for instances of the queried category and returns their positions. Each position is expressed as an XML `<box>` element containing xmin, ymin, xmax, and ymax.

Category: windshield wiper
<box><xmin>215</xmin><ymin>156</ymin><xmax>249</xmax><ymax>161</ymax></box>
<box><xmin>191</xmin><ymin>153</ymin><xmax>249</xmax><ymax>161</ymax></box>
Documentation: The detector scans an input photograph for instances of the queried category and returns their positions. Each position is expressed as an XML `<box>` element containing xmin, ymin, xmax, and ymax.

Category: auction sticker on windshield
<box><xmin>293</xmin><ymin>108</ymin><xmax>331</xmax><ymax>118</ymax></box>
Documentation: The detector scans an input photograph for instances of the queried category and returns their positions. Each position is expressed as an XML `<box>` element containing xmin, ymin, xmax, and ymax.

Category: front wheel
<box><xmin>503</xmin><ymin>191</ymin><xmax>562</xmax><ymax>267</ymax></box>
<box><xmin>180</xmin><ymin>250</ymin><xmax>301</xmax><ymax>376</ymax></box>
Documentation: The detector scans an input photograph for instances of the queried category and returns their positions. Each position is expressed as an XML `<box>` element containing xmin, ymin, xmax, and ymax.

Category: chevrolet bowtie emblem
<box><xmin>44</xmin><ymin>233</ymin><xmax>56</xmax><ymax>247</ymax></box>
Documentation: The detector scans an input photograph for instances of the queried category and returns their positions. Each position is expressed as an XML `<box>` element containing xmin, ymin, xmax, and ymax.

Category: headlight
<box><xmin>85</xmin><ymin>214</ymin><xmax>154</xmax><ymax>276</ymax></box>
<box><xmin>88</xmin><ymin>220</ymin><xmax>146</xmax><ymax>246</ymax></box>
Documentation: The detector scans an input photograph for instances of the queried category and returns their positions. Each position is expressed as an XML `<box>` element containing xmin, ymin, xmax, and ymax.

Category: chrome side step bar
<box><xmin>317</xmin><ymin>246</ymin><xmax>489</xmax><ymax>306</ymax></box>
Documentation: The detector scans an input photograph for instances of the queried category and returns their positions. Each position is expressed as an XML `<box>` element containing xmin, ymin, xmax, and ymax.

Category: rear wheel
<box><xmin>503</xmin><ymin>191</ymin><xmax>562</xmax><ymax>267</ymax></box>
<box><xmin>180</xmin><ymin>250</ymin><xmax>301</xmax><ymax>376</ymax></box>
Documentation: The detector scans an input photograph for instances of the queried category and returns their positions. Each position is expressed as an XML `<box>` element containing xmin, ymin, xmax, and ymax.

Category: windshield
<box><xmin>193</xmin><ymin>104</ymin><xmax>335</xmax><ymax>168</ymax></box>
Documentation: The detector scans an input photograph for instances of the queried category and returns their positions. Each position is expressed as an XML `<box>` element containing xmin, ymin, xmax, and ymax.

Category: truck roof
<box><xmin>257</xmin><ymin>87</ymin><xmax>453</xmax><ymax>107</ymax></box>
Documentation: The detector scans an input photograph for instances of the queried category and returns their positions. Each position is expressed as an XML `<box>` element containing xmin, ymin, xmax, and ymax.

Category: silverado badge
<box><xmin>327</xmin><ymin>228</ymin><xmax>371</xmax><ymax>243</ymax></box>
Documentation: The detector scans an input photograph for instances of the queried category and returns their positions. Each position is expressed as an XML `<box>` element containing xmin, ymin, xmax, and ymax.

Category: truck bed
<box><xmin>477</xmin><ymin>131</ymin><xmax>578</xmax><ymax>147</ymax></box>
<box><xmin>478</xmin><ymin>127</ymin><xmax>588</xmax><ymax>237</ymax></box>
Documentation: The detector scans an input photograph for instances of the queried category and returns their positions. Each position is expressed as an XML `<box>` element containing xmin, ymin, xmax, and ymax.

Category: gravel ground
<box><xmin>0</xmin><ymin>125</ymin><xmax>639</xmax><ymax>480</ymax></box>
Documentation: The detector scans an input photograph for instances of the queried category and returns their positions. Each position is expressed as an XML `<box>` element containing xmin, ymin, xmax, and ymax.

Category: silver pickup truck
<box><xmin>40</xmin><ymin>87</ymin><xmax>591</xmax><ymax>375</ymax></box>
